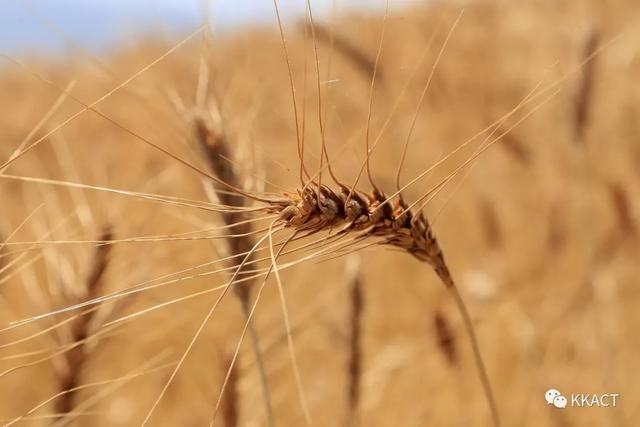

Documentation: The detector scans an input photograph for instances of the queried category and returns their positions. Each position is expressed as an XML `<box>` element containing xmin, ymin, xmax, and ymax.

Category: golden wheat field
<box><xmin>1</xmin><ymin>0</ymin><xmax>639</xmax><ymax>426</ymax></box>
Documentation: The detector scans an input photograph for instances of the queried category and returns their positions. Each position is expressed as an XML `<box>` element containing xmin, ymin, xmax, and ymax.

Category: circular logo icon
<box><xmin>545</xmin><ymin>389</ymin><xmax>567</xmax><ymax>408</ymax></box>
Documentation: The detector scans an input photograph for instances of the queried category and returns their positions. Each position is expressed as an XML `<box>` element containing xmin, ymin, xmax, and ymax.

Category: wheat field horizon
<box><xmin>0</xmin><ymin>0</ymin><xmax>638</xmax><ymax>426</ymax></box>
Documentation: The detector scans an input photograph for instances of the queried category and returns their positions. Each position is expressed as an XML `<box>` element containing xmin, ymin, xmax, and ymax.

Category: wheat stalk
<box><xmin>593</xmin><ymin>181</ymin><xmax>637</xmax><ymax>263</ymax></box>
<box><xmin>55</xmin><ymin>225</ymin><xmax>113</xmax><ymax>418</ymax></box>
<box><xmin>478</xmin><ymin>196</ymin><xmax>503</xmax><ymax>250</ymax></box>
<box><xmin>547</xmin><ymin>200</ymin><xmax>567</xmax><ymax>251</ymax></box>
<box><xmin>188</xmin><ymin>95</ymin><xmax>275</xmax><ymax>426</ymax></box>
<box><xmin>434</xmin><ymin>305</ymin><xmax>457</xmax><ymax>365</ymax></box>
<box><xmin>219</xmin><ymin>348</ymin><xmax>239</xmax><ymax>427</ymax></box>
<box><xmin>0</xmin><ymin>232</ymin><xmax>6</xmax><ymax>271</ymax></box>
<box><xmin>495</xmin><ymin>126</ymin><xmax>531</xmax><ymax>167</ymax></box>
<box><xmin>304</xmin><ymin>20</ymin><xmax>383</xmax><ymax>84</ymax></box>
<box><xmin>607</xmin><ymin>181</ymin><xmax>635</xmax><ymax>237</ymax></box>
<box><xmin>343</xmin><ymin>256</ymin><xmax>363</xmax><ymax>426</ymax></box>
<box><xmin>575</xmin><ymin>29</ymin><xmax>600</xmax><ymax>142</ymax></box>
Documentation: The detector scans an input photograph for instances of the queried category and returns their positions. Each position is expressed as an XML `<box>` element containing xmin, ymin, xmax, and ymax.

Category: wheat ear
<box><xmin>263</xmin><ymin>177</ymin><xmax>500</xmax><ymax>426</ymax></box>
<box><xmin>55</xmin><ymin>226</ymin><xmax>112</xmax><ymax>418</ymax></box>
<box><xmin>190</xmin><ymin>104</ymin><xmax>274</xmax><ymax>427</ymax></box>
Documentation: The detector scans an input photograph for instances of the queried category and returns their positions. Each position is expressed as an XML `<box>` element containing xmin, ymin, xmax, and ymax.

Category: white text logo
<box><xmin>545</xmin><ymin>389</ymin><xmax>619</xmax><ymax>409</ymax></box>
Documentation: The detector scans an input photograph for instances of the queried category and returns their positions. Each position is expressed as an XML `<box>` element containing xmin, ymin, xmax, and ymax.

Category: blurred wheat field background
<box><xmin>1</xmin><ymin>0</ymin><xmax>639</xmax><ymax>426</ymax></box>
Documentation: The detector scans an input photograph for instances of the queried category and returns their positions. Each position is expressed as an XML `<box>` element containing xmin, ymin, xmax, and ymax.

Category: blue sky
<box><xmin>0</xmin><ymin>0</ymin><xmax>410</xmax><ymax>56</ymax></box>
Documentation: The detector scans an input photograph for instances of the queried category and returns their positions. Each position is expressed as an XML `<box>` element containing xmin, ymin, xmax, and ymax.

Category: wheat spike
<box><xmin>55</xmin><ymin>225</ymin><xmax>113</xmax><ymax>418</ymax></box>
<box><xmin>188</xmin><ymin>93</ymin><xmax>275</xmax><ymax>426</ymax></box>
<box><xmin>263</xmin><ymin>177</ymin><xmax>499</xmax><ymax>426</ymax></box>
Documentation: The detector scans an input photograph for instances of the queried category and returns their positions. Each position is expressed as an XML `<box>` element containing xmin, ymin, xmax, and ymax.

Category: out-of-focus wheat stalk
<box><xmin>219</xmin><ymin>349</ymin><xmax>239</xmax><ymax>427</ymax></box>
<box><xmin>434</xmin><ymin>305</ymin><xmax>457</xmax><ymax>365</ymax></box>
<box><xmin>595</xmin><ymin>181</ymin><xmax>637</xmax><ymax>262</ymax></box>
<box><xmin>55</xmin><ymin>226</ymin><xmax>112</xmax><ymax>418</ymax></box>
<box><xmin>575</xmin><ymin>29</ymin><xmax>600</xmax><ymax>142</ymax></box>
<box><xmin>0</xmin><ymin>233</ymin><xmax>6</xmax><ymax>270</ymax></box>
<box><xmin>495</xmin><ymin>126</ymin><xmax>531</xmax><ymax>167</ymax></box>
<box><xmin>189</xmin><ymin>94</ymin><xmax>274</xmax><ymax>426</ymax></box>
<box><xmin>343</xmin><ymin>256</ymin><xmax>363</xmax><ymax>426</ymax></box>
<box><xmin>478</xmin><ymin>197</ymin><xmax>502</xmax><ymax>249</ymax></box>
<box><xmin>307</xmin><ymin>21</ymin><xmax>383</xmax><ymax>84</ymax></box>
<box><xmin>607</xmin><ymin>181</ymin><xmax>635</xmax><ymax>238</ymax></box>
<box><xmin>547</xmin><ymin>200</ymin><xmax>567</xmax><ymax>252</ymax></box>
